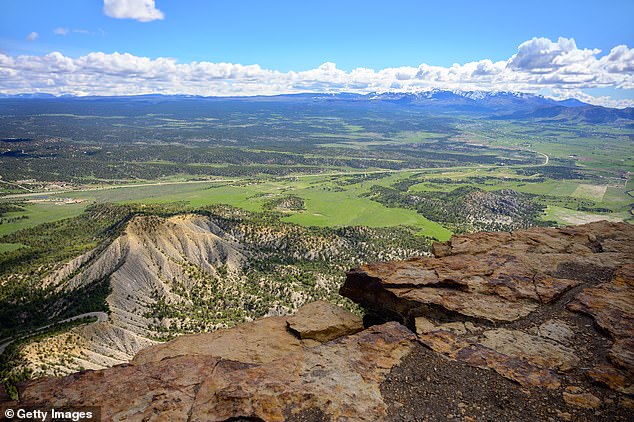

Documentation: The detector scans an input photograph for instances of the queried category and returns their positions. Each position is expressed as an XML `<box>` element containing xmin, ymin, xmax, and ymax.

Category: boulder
<box><xmin>190</xmin><ymin>322</ymin><xmax>415</xmax><ymax>421</ymax></box>
<box><xmin>537</xmin><ymin>319</ymin><xmax>575</xmax><ymax>345</ymax></box>
<box><xmin>286</xmin><ymin>300</ymin><xmax>363</xmax><ymax>342</ymax></box>
<box><xmin>132</xmin><ymin>316</ymin><xmax>306</xmax><ymax>365</ymax></box>
<box><xmin>568</xmin><ymin>263</ymin><xmax>634</xmax><ymax>389</ymax></box>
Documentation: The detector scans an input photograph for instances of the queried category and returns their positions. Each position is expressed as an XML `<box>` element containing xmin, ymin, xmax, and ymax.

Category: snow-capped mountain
<box><xmin>1</xmin><ymin>90</ymin><xmax>631</xmax><ymax>123</ymax></box>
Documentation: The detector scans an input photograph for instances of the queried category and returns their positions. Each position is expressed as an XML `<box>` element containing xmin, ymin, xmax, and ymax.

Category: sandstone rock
<box><xmin>18</xmin><ymin>322</ymin><xmax>416</xmax><ymax>422</ymax></box>
<box><xmin>133</xmin><ymin>316</ymin><xmax>306</xmax><ymax>366</ymax></box>
<box><xmin>609</xmin><ymin>338</ymin><xmax>634</xmax><ymax>373</ymax></box>
<box><xmin>415</xmin><ymin>316</ymin><xmax>467</xmax><ymax>335</ymax></box>
<box><xmin>286</xmin><ymin>300</ymin><xmax>363</xmax><ymax>342</ymax></box>
<box><xmin>414</xmin><ymin>316</ymin><xmax>437</xmax><ymax>335</ymax></box>
<box><xmin>19</xmin><ymin>355</ymin><xmax>223</xmax><ymax>421</ymax></box>
<box><xmin>433</xmin><ymin>221</ymin><xmax>634</xmax><ymax>259</ymax></box>
<box><xmin>343</xmin><ymin>222</ymin><xmax>634</xmax><ymax>396</ymax></box>
<box><xmin>568</xmin><ymin>264</ymin><xmax>634</xmax><ymax>340</ymax></box>
<box><xmin>417</xmin><ymin>330</ymin><xmax>561</xmax><ymax>389</ymax></box>
<box><xmin>479</xmin><ymin>329</ymin><xmax>579</xmax><ymax>372</ymax></box>
<box><xmin>190</xmin><ymin>322</ymin><xmax>415</xmax><ymax>421</ymax></box>
<box><xmin>537</xmin><ymin>319</ymin><xmax>575</xmax><ymax>345</ymax></box>
<box><xmin>563</xmin><ymin>386</ymin><xmax>601</xmax><ymax>409</ymax></box>
<box><xmin>343</xmin><ymin>222</ymin><xmax>634</xmax><ymax>325</ymax></box>
<box><xmin>587</xmin><ymin>364</ymin><xmax>634</xmax><ymax>395</ymax></box>
<box><xmin>568</xmin><ymin>263</ymin><xmax>634</xmax><ymax>388</ymax></box>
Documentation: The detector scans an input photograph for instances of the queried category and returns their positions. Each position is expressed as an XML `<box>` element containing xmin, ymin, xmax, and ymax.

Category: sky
<box><xmin>0</xmin><ymin>0</ymin><xmax>633</xmax><ymax>107</ymax></box>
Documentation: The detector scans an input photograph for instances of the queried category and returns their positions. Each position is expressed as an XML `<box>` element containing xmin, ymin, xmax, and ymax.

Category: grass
<box><xmin>0</xmin><ymin>243</ymin><xmax>24</xmax><ymax>253</ymax></box>
<box><xmin>542</xmin><ymin>205</ymin><xmax>625</xmax><ymax>226</ymax></box>
<box><xmin>3</xmin><ymin>175</ymin><xmax>453</xmax><ymax>241</ymax></box>
<box><xmin>3</xmin><ymin>162</ymin><xmax>630</xmax><ymax>243</ymax></box>
<box><xmin>282</xmin><ymin>186</ymin><xmax>452</xmax><ymax>240</ymax></box>
<box><xmin>571</xmin><ymin>184</ymin><xmax>608</xmax><ymax>201</ymax></box>
<box><xmin>0</xmin><ymin>202</ymin><xmax>87</xmax><ymax>237</ymax></box>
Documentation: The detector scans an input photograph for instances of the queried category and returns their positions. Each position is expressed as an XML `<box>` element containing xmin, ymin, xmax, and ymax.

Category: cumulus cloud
<box><xmin>25</xmin><ymin>32</ymin><xmax>39</xmax><ymax>41</ymax></box>
<box><xmin>103</xmin><ymin>0</ymin><xmax>164</xmax><ymax>22</ymax></box>
<box><xmin>601</xmin><ymin>45</ymin><xmax>634</xmax><ymax>74</ymax></box>
<box><xmin>0</xmin><ymin>37</ymin><xmax>632</xmax><ymax>107</ymax></box>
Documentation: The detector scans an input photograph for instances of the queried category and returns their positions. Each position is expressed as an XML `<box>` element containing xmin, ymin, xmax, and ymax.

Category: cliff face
<box><xmin>341</xmin><ymin>221</ymin><xmax>634</xmax><ymax>409</ymax></box>
<box><xmin>2</xmin><ymin>221</ymin><xmax>633</xmax><ymax>421</ymax></box>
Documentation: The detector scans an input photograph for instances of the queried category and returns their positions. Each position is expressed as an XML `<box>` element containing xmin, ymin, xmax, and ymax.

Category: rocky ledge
<box><xmin>342</xmin><ymin>221</ymin><xmax>634</xmax><ymax>415</ymax></box>
<box><xmin>2</xmin><ymin>221</ymin><xmax>634</xmax><ymax>421</ymax></box>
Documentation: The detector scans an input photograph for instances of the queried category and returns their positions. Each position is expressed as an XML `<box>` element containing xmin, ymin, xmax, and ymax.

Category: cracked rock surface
<box><xmin>343</xmin><ymin>221</ymin><xmax>634</xmax><ymax>415</ymax></box>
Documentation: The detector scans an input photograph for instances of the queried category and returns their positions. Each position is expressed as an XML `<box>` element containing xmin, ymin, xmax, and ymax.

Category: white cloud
<box><xmin>25</xmin><ymin>32</ymin><xmax>39</xmax><ymax>41</ymax></box>
<box><xmin>54</xmin><ymin>27</ymin><xmax>92</xmax><ymax>36</ymax></box>
<box><xmin>509</xmin><ymin>37</ymin><xmax>577</xmax><ymax>72</ymax></box>
<box><xmin>103</xmin><ymin>0</ymin><xmax>164</xmax><ymax>22</ymax></box>
<box><xmin>0</xmin><ymin>37</ymin><xmax>632</xmax><ymax>107</ymax></box>
<box><xmin>601</xmin><ymin>45</ymin><xmax>634</xmax><ymax>74</ymax></box>
<box><xmin>548</xmin><ymin>88</ymin><xmax>634</xmax><ymax>109</ymax></box>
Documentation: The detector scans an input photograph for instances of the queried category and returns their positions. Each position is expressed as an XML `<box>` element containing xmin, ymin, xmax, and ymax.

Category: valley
<box><xmin>0</xmin><ymin>92</ymin><xmax>633</xmax><ymax>398</ymax></box>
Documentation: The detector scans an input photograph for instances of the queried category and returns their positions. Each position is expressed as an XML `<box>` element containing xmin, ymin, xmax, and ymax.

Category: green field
<box><xmin>0</xmin><ymin>243</ymin><xmax>24</xmax><ymax>253</ymax></box>
<box><xmin>6</xmin><ymin>176</ymin><xmax>452</xmax><ymax>240</ymax></box>
<box><xmin>0</xmin><ymin>202</ymin><xmax>87</xmax><ymax>237</ymax></box>
<box><xmin>2</xmin><ymin>159</ymin><xmax>630</xmax><ymax>244</ymax></box>
<box><xmin>1</xmin><ymin>113</ymin><xmax>632</xmax><ymax>243</ymax></box>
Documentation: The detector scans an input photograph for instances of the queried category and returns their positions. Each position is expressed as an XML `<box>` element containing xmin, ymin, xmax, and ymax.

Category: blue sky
<box><xmin>2</xmin><ymin>0</ymin><xmax>633</xmax><ymax>70</ymax></box>
<box><xmin>0</xmin><ymin>0</ymin><xmax>633</xmax><ymax>105</ymax></box>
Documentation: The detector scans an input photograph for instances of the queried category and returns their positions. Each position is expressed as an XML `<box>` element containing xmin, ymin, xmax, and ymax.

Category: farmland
<box><xmin>0</xmin><ymin>95</ymin><xmax>632</xmax><ymax>247</ymax></box>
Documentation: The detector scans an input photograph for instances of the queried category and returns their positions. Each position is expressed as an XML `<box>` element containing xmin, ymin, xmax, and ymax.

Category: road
<box><xmin>0</xmin><ymin>179</ymin><xmax>34</xmax><ymax>192</ymax></box>
<box><xmin>534</xmin><ymin>151</ymin><xmax>549</xmax><ymax>166</ymax></box>
<box><xmin>0</xmin><ymin>311</ymin><xmax>108</xmax><ymax>356</ymax></box>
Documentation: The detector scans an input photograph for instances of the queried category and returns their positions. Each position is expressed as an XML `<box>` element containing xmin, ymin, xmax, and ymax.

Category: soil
<box><xmin>380</xmin><ymin>343</ymin><xmax>630</xmax><ymax>422</ymax></box>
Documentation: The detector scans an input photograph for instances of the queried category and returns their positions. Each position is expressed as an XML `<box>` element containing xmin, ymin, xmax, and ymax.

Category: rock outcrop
<box><xmin>342</xmin><ymin>222</ymin><xmax>634</xmax><ymax>325</ymax></box>
<box><xmin>10</xmin><ymin>317</ymin><xmax>415</xmax><ymax>421</ymax></box>
<box><xmin>3</xmin><ymin>221</ymin><xmax>633</xmax><ymax>420</ymax></box>
<box><xmin>342</xmin><ymin>220</ymin><xmax>634</xmax><ymax>405</ymax></box>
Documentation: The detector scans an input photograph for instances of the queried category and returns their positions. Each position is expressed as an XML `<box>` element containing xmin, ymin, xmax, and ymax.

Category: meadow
<box><xmin>0</xmin><ymin>96</ymin><xmax>632</xmax><ymax>249</ymax></box>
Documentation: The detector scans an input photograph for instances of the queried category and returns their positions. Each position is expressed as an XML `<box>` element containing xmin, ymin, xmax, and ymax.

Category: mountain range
<box><xmin>1</xmin><ymin>90</ymin><xmax>633</xmax><ymax>124</ymax></box>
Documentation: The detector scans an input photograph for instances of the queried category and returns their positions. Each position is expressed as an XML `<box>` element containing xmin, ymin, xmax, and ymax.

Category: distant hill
<box><xmin>497</xmin><ymin>104</ymin><xmax>634</xmax><ymax>124</ymax></box>
<box><xmin>1</xmin><ymin>90</ymin><xmax>632</xmax><ymax>123</ymax></box>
